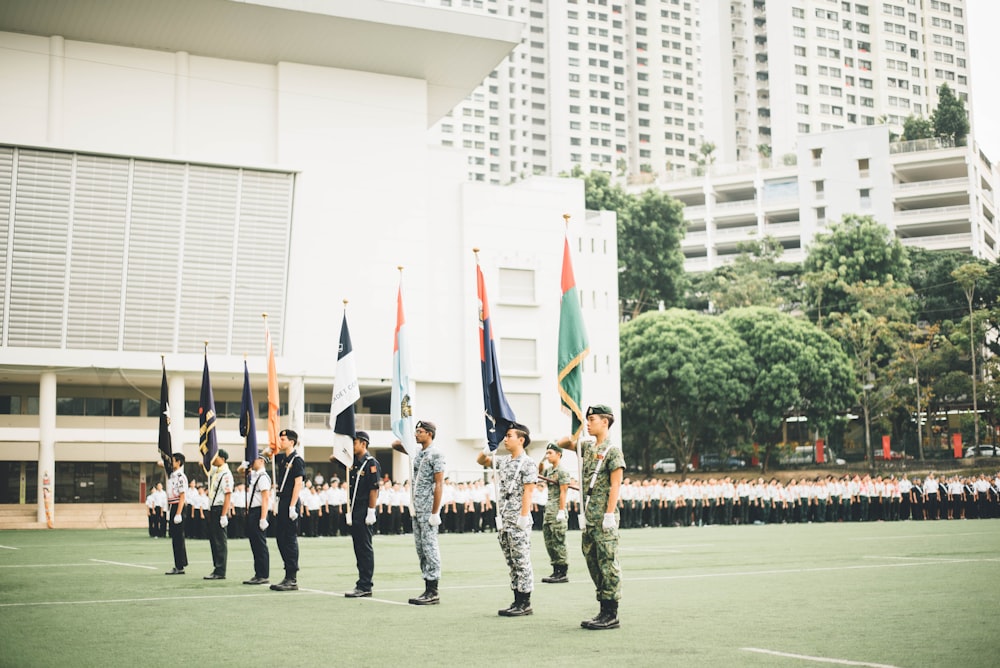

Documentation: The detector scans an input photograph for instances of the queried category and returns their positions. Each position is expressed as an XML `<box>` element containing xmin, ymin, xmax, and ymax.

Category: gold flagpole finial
<box><xmin>343</xmin><ymin>299</ymin><xmax>349</xmax><ymax>308</ymax></box>
<box><xmin>397</xmin><ymin>265</ymin><xmax>404</xmax><ymax>273</ymax></box>
<box><xmin>262</xmin><ymin>312</ymin><xmax>268</xmax><ymax>320</ymax></box>
<box><xmin>563</xmin><ymin>213</ymin><xmax>571</xmax><ymax>225</ymax></box>
<box><xmin>203</xmin><ymin>341</ymin><xmax>208</xmax><ymax>353</ymax></box>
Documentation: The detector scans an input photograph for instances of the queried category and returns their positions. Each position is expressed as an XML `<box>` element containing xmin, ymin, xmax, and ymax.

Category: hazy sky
<box><xmin>968</xmin><ymin>0</ymin><xmax>998</xmax><ymax>161</ymax></box>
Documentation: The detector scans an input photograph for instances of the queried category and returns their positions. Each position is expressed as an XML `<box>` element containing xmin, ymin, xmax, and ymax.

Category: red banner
<box><xmin>952</xmin><ymin>433</ymin><xmax>962</xmax><ymax>459</ymax></box>
<box><xmin>815</xmin><ymin>438</ymin><xmax>825</xmax><ymax>464</ymax></box>
<box><xmin>882</xmin><ymin>435</ymin><xmax>891</xmax><ymax>460</ymax></box>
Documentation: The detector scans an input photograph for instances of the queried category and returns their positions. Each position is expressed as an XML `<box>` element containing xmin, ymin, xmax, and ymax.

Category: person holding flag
<box><xmin>271</xmin><ymin>428</ymin><xmax>304</xmax><ymax>591</ymax></box>
<box><xmin>477</xmin><ymin>422</ymin><xmax>537</xmax><ymax>617</ymax></box>
<box><xmin>558</xmin><ymin>405</ymin><xmax>625</xmax><ymax>630</ymax></box>
<box><xmin>345</xmin><ymin>431</ymin><xmax>380</xmax><ymax>598</ymax></box>
<box><xmin>164</xmin><ymin>453</ymin><xmax>188</xmax><ymax>575</ymax></box>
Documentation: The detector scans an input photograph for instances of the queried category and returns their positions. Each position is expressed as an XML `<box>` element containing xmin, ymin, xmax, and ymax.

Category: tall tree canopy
<box><xmin>568</xmin><ymin>166</ymin><xmax>688</xmax><ymax>318</ymax></box>
<box><xmin>620</xmin><ymin>310</ymin><xmax>754</xmax><ymax>472</ymax></box>
<box><xmin>803</xmin><ymin>214</ymin><xmax>910</xmax><ymax>319</ymax></box>
<box><xmin>931</xmin><ymin>83</ymin><xmax>969</xmax><ymax>144</ymax></box>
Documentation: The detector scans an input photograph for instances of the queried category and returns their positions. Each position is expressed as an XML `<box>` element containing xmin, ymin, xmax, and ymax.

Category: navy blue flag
<box><xmin>477</xmin><ymin>260</ymin><xmax>516</xmax><ymax>451</ymax></box>
<box><xmin>330</xmin><ymin>311</ymin><xmax>359</xmax><ymax>468</ymax></box>
<box><xmin>158</xmin><ymin>362</ymin><xmax>172</xmax><ymax>471</ymax></box>
<box><xmin>240</xmin><ymin>360</ymin><xmax>258</xmax><ymax>469</ymax></box>
<box><xmin>198</xmin><ymin>353</ymin><xmax>219</xmax><ymax>474</ymax></box>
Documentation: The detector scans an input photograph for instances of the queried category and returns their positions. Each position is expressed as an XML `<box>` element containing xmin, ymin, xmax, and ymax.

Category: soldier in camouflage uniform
<box><xmin>476</xmin><ymin>422</ymin><xmax>536</xmax><ymax>617</ymax></box>
<box><xmin>539</xmin><ymin>442</ymin><xmax>571</xmax><ymax>584</ymax></box>
<box><xmin>393</xmin><ymin>420</ymin><xmax>445</xmax><ymax>605</ymax></box>
<box><xmin>559</xmin><ymin>404</ymin><xmax>624</xmax><ymax>630</ymax></box>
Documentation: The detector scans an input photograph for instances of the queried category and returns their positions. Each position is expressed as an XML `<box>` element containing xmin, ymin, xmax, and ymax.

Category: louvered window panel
<box><xmin>66</xmin><ymin>154</ymin><xmax>129</xmax><ymax>350</ymax></box>
<box><xmin>231</xmin><ymin>170</ymin><xmax>292</xmax><ymax>356</ymax></box>
<box><xmin>177</xmin><ymin>164</ymin><xmax>239</xmax><ymax>354</ymax></box>
<box><xmin>0</xmin><ymin>147</ymin><xmax>12</xmax><ymax>335</ymax></box>
<box><xmin>7</xmin><ymin>150</ymin><xmax>72</xmax><ymax>348</ymax></box>
<box><xmin>123</xmin><ymin>160</ymin><xmax>185</xmax><ymax>352</ymax></box>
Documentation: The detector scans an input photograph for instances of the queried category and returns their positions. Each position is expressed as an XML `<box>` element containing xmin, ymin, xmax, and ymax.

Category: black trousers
<box><xmin>276</xmin><ymin>499</ymin><xmax>300</xmax><ymax>580</ymax></box>
<box><xmin>207</xmin><ymin>507</ymin><xmax>228</xmax><ymax>576</ymax></box>
<box><xmin>350</xmin><ymin>515</ymin><xmax>374</xmax><ymax>591</ymax></box>
<box><xmin>246</xmin><ymin>506</ymin><xmax>269</xmax><ymax>579</ymax></box>
<box><xmin>168</xmin><ymin>504</ymin><xmax>187</xmax><ymax>570</ymax></box>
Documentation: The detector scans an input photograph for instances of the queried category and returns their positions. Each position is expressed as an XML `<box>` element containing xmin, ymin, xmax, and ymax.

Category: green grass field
<box><xmin>1</xmin><ymin>521</ymin><xmax>997</xmax><ymax>667</ymax></box>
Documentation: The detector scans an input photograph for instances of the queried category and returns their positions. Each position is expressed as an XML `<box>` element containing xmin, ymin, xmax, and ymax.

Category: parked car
<box><xmin>964</xmin><ymin>445</ymin><xmax>1000</xmax><ymax>458</ymax></box>
<box><xmin>652</xmin><ymin>458</ymin><xmax>677</xmax><ymax>473</ymax></box>
<box><xmin>873</xmin><ymin>449</ymin><xmax>910</xmax><ymax>461</ymax></box>
<box><xmin>725</xmin><ymin>456</ymin><xmax>748</xmax><ymax>469</ymax></box>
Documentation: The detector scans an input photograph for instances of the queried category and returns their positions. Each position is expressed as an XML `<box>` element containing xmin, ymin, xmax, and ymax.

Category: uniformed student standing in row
<box><xmin>539</xmin><ymin>442</ymin><xmax>571</xmax><ymax>584</ymax></box>
<box><xmin>477</xmin><ymin>422</ymin><xmax>536</xmax><ymax>617</ymax></box>
<box><xmin>559</xmin><ymin>404</ymin><xmax>624</xmax><ymax>630</ymax></box>
<box><xmin>204</xmin><ymin>449</ymin><xmax>233</xmax><ymax>580</ymax></box>
<box><xmin>271</xmin><ymin>429</ymin><xmax>304</xmax><ymax>591</ymax></box>
<box><xmin>165</xmin><ymin>453</ymin><xmax>188</xmax><ymax>575</ymax></box>
<box><xmin>345</xmin><ymin>431</ymin><xmax>380</xmax><ymax>598</ymax></box>
<box><xmin>240</xmin><ymin>455</ymin><xmax>271</xmax><ymax>585</ymax></box>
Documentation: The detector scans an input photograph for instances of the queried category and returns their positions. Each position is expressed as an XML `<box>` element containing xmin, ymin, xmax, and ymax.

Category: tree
<box><xmin>620</xmin><ymin>310</ymin><xmax>754</xmax><ymax>473</ymax></box>
<box><xmin>906</xmin><ymin>248</ymin><xmax>979</xmax><ymax>324</ymax></box>
<box><xmin>931</xmin><ymin>83</ymin><xmax>969</xmax><ymax>145</ymax></box>
<box><xmin>952</xmin><ymin>262</ymin><xmax>988</xmax><ymax>448</ymax></box>
<box><xmin>828</xmin><ymin>280</ymin><xmax>913</xmax><ymax>470</ymax></box>
<box><xmin>888</xmin><ymin>323</ymin><xmax>940</xmax><ymax>460</ymax></box>
<box><xmin>567</xmin><ymin>166</ymin><xmax>688</xmax><ymax>318</ymax></box>
<box><xmin>704</xmin><ymin>237</ymin><xmax>803</xmax><ymax>313</ymax></box>
<box><xmin>901</xmin><ymin>115</ymin><xmax>934</xmax><ymax>142</ymax></box>
<box><xmin>803</xmin><ymin>214</ymin><xmax>910</xmax><ymax>320</ymax></box>
<box><xmin>724</xmin><ymin>307</ymin><xmax>855</xmax><ymax>471</ymax></box>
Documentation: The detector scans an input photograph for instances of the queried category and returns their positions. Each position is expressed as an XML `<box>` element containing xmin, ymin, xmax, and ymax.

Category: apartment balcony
<box><xmin>682</xmin><ymin>230</ymin><xmax>708</xmax><ymax>248</ymax></box>
<box><xmin>893</xmin><ymin>204</ymin><xmax>970</xmax><ymax>229</ymax></box>
<box><xmin>893</xmin><ymin>176</ymin><xmax>968</xmax><ymax>202</ymax></box>
<box><xmin>898</xmin><ymin>232</ymin><xmax>973</xmax><ymax>252</ymax></box>
<box><xmin>763</xmin><ymin>221</ymin><xmax>801</xmax><ymax>239</ymax></box>
<box><xmin>711</xmin><ymin>199</ymin><xmax>757</xmax><ymax>222</ymax></box>
<box><xmin>761</xmin><ymin>196</ymin><xmax>800</xmax><ymax>215</ymax></box>
<box><xmin>684</xmin><ymin>204</ymin><xmax>707</xmax><ymax>221</ymax></box>
<box><xmin>683</xmin><ymin>256</ymin><xmax>711</xmax><ymax>273</ymax></box>
<box><xmin>713</xmin><ymin>225</ymin><xmax>758</xmax><ymax>243</ymax></box>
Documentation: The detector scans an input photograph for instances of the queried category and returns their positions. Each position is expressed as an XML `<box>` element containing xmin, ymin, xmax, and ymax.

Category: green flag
<box><xmin>558</xmin><ymin>233</ymin><xmax>589</xmax><ymax>439</ymax></box>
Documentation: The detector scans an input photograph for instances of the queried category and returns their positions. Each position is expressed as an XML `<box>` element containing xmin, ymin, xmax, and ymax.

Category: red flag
<box><xmin>951</xmin><ymin>433</ymin><xmax>962</xmax><ymax>459</ymax></box>
<box><xmin>882</xmin><ymin>435</ymin><xmax>891</xmax><ymax>461</ymax></box>
<box><xmin>815</xmin><ymin>438</ymin><xmax>825</xmax><ymax>465</ymax></box>
<box><xmin>265</xmin><ymin>317</ymin><xmax>280</xmax><ymax>454</ymax></box>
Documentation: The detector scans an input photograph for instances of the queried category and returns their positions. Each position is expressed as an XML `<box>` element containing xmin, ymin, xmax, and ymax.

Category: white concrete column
<box><xmin>47</xmin><ymin>36</ymin><xmax>64</xmax><ymax>144</ymax></box>
<box><xmin>37</xmin><ymin>372</ymin><xmax>56</xmax><ymax>525</ymax></box>
<box><xmin>174</xmin><ymin>51</ymin><xmax>189</xmax><ymax>156</ymax></box>
<box><xmin>168</xmin><ymin>373</ymin><xmax>186</xmax><ymax>459</ymax></box>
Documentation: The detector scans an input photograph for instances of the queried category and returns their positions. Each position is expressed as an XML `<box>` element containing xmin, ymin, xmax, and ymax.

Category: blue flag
<box><xmin>391</xmin><ymin>276</ymin><xmax>417</xmax><ymax>456</ymax></box>
<box><xmin>240</xmin><ymin>360</ymin><xmax>258</xmax><ymax>468</ymax></box>
<box><xmin>476</xmin><ymin>260</ymin><xmax>516</xmax><ymax>451</ymax></box>
<box><xmin>330</xmin><ymin>311</ymin><xmax>359</xmax><ymax>468</ymax></box>
<box><xmin>198</xmin><ymin>353</ymin><xmax>219</xmax><ymax>473</ymax></box>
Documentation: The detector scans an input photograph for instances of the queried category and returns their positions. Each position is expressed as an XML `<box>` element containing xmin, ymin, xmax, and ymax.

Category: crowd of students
<box><xmin>147</xmin><ymin>469</ymin><xmax>1000</xmax><ymax>539</ymax></box>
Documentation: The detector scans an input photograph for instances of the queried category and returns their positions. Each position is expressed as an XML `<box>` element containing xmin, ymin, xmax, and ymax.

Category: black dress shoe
<box><xmin>165</xmin><ymin>568</ymin><xmax>185</xmax><ymax>575</ymax></box>
<box><xmin>243</xmin><ymin>577</ymin><xmax>269</xmax><ymax>585</ymax></box>
<box><xmin>270</xmin><ymin>579</ymin><xmax>297</xmax><ymax>591</ymax></box>
<box><xmin>344</xmin><ymin>588</ymin><xmax>372</xmax><ymax>598</ymax></box>
<box><xmin>203</xmin><ymin>574</ymin><xmax>225</xmax><ymax>580</ymax></box>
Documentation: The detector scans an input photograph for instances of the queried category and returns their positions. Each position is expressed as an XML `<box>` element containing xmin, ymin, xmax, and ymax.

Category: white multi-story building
<box><xmin>0</xmin><ymin>0</ymin><xmax>621</xmax><ymax>521</ymax></box>
<box><xmin>427</xmin><ymin>0</ymin><xmax>985</xmax><ymax>188</ymax></box>
<box><xmin>633</xmin><ymin>125</ymin><xmax>998</xmax><ymax>272</ymax></box>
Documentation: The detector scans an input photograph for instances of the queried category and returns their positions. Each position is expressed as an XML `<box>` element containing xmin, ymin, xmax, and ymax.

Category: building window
<box><xmin>500</xmin><ymin>338</ymin><xmax>538</xmax><ymax>373</ymax></box>
<box><xmin>499</xmin><ymin>268</ymin><xmax>536</xmax><ymax>303</ymax></box>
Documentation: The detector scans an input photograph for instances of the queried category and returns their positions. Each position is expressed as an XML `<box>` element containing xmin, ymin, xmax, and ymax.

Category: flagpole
<box><xmin>263</xmin><ymin>313</ymin><xmax>277</xmax><ymax>486</ymax></box>
<box><xmin>562</xmin><ymin>214</ymin><xmax>585</xmax><ymax>520</ymax></box>
<box><xmin>397</xmin><ymin>266</ymin><xmax>416</xmax><ymax>510</ymax></box>
<box><xmin>203</xmin><ymin>341</ymin><xmax>209</xmax><ymax>478</ymax></box>
<box><xmin>474</xmin><ymin>247</ymin><xmax>502</xmax><ymax>525</ymax></box>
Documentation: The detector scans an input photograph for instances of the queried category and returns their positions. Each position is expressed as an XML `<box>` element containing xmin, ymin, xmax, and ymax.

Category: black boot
<box><xmin>498</xmin><ymin>591</ymin><xmax>519</xmax><ymax>616</ymax></box>
<box><xmin>584</xmin><ymin>600</ymin><xmax>620</xmax><ymax>630</ymax></box>
<box><xmin>409</xmin><ymin>579</ymin><xmax>440</xmax><ymax>605</ymax></box>
<box><xmin>543</xmin><ymin>564</ymin><xmax>568</xmax><ymax>583</ymax></box>
<box><xmin>580</xmin><ymin>601</ymin><xmax>604</xmax><ymax>628</ymax></box>
<box><xmin>502</xmin><ymin>591</ymin><xmax>533</xmax><ymax>617</ymax></box>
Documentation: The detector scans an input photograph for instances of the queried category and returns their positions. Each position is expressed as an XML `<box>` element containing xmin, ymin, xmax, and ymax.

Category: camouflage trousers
<box><xmin>542</xmin><ymin>518</ymin><xmax>568</xmax><ymax>567</ymax></box>
<box><xmin>498</xmin><ymin>528</ymin><xmax>533</xmax><ymax>593</ymax></box>
<box><xmin>581</xmin><ymin>525</ymin><xmax>621</xmax><ymax>602</ymax></box>
<box><xmin>413</xmin><ymin>515</ymin><xmax>441</xmax><ymax>581</ymax></box>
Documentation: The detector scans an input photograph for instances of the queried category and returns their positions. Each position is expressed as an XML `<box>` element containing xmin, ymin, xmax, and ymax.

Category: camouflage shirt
<box><xmin>580</xmin><ymin>437</ymin><xmax>625</xmax><ymax>525</ymax></box>
<box><xmin>541</xmin><ymin>463</ymin><xmax>571</xmax><ymax>520</ymax></box>
<box><xmin>411</xmin><ymin>445</ymin><xmax>445</xmax><ymax>516</ymax></box>
<box><xmin>495</xmin><ymin>453</ymin><xmax>537</xmax><ymax>528</ymax></box>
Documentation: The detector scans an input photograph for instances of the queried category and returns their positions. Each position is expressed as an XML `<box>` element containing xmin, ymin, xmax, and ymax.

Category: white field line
<box><xmin>851</xmin><ymin>531</ymin><xmax>996</xmax><ymax>540</ymax></box>
<box><xmin>742</xmin><ymin>647</ymin><xmax>901</xmax><ymax>668</ymax></box>
<box><xmin>0</xmin><ymin>545</ymin><xmax>18</xmax><ymax>550</ymax></box>
<box><xmin>0</xmin><ymin>592</ymin><xmax>276</xmax><ymax>608</ymax></box>
<box><xmin>90</xmin><ymin>559</ymin><xmax>157</xmax><ymax>570</ymax></box>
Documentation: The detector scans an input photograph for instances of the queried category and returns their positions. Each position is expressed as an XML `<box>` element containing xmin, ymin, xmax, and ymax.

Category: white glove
<box><xmin>365</xmin><ymin>507</ymin><xmax>377</xmax><ymax>526</ymax></box>
<box><xmin>516</xmin><ymin>514</ymin><xmax>533</xmax><ymax>531</ymax></box>
<box><xmin>220</xmin><ymin>515</ymin><xmax>229</xmax><ymax>528</ymax></box>
<box><xmin>173</xmin><ymin>513</ymin><xmax>183</xmax><ymax>525</ymax></box>
<box><xmin>289</xmin><ymin>506</ymin><xmax>299</xmax><ymax>521</ymax></box>
<box><xmin>345</xmin><ymin>513</ymin><xmax>353</xmax><ymax>526</ymax></box>
<box><xmin>428</xmin><ymin>513</ymin><xmax>442</xmax><ymax>527</ymax></box>
<box><xmin>495</xmin><ymin>516</ymin><xmax>503</xmax><ymax>531</ymax></box>
<box><xmin>602</xmin><ymin>513</ymin><xmax>618</xmax><ymax>530</ymax></box>
<box><xmin>259</xmin><ymin>518</ymin><xmax>269</xmax><ymax>531</ymax></box>
<box><xmin>556</xmin><ymin>509</ymin><xmax>566</xmax><ymax>522</ymax></box>
<box><xmin>578</xmin><ymin>513</ymin><xmax>587</xmax><ymax>529</ymax></box>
